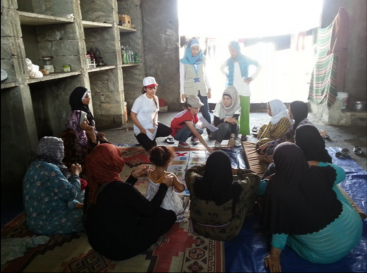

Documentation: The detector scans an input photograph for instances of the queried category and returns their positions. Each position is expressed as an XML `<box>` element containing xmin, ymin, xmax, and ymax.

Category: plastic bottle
<box><xmin>134</xmin><ymin>52</ymin><xmax>139</xmax><ymax>64</ymax></box>
<box><xmin>89</xmin><ymin>48</ymin><xmax>95</xmax><ymax>62</ymax></box>
<box><xmin>125</xmin><ymin>46</ymin><xmax>130</xmax><ymax>64</ymax></box>
<box><xmin>121</xmin><ymin>45</ymin><xmax>126</xmax><ymax>64</ymax></box>
<box><xmin>129</xmin><ymin>49</ymin><xmax>134</xmax><ymax>64</ymax></box>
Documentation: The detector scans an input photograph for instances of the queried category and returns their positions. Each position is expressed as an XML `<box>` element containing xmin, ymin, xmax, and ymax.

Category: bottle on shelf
<box><xmin>121</xmin><ymin>45</ymin><xmax>126</xmax><ymax>64</ymax></box>
<box><xmin>95</xmin><ymin>47</ymin><xmax>101</xmax><ymax>66</ymax></box>
<box><xmin>124</xmin><ymin>46</ymin><xmax>130</xmax><ymax>64</ymax></box>
<box><xmin>129</xmin><ymin>48</ymin><xmax>134</xmax><ymax>64</ymax></box>
<box><xmin>134</xmin><ymin>52</ymin><xmax>139</xmax><ymax>64</ymax></box>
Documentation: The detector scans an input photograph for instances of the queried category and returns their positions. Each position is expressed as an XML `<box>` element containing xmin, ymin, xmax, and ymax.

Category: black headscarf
<box><xmin>261</xmin><ymin>143</ymin><xmax>342</xmax><ymax>235</ymax></box>
<box><xmin>69</xmin><ymin>86</ymin><xmax>95</xmax><ymax>126</ymax></box>
<box><xmin>194</xmin><ymin>151</ymin><xmax>242</xmax><ymax>206</ymax></box>
<box><xmin>290</xmin><ymin>101</ymin><xmax>309</xmax><ymax>131</ymax></box>
<box><xmin>295</xmin><ymin>125</ymin><xmax>332</xmax><ymax>163</ymax></box>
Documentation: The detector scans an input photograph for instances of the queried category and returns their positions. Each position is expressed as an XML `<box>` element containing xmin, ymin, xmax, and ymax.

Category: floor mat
<box><xmin>1</xmin><ymin>146</ymin><xmax>225</xmax><ymax>273</ymax></box>
<box><xmin>225</xmin><ymin>147</ymin><xmax>367</xmax><ymax>272</ymax></box>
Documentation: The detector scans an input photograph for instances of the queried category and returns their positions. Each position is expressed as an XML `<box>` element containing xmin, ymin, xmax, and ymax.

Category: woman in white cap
<box><xmin>170</xmin><ymin>95</ymin><xmax>214</xmax><ymax>154</ymax></box>
<box><xmin>180</xmin><ymin>38</ymin><xmax>212</xmax><ymax>141</ymax></box>
<box><xmin>130</xmin><ymin>76</ymin><xmax>172</xmax><ymax>150</ymax></box>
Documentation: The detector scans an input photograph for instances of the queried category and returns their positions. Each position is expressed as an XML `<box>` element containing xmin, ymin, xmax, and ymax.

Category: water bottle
<box><xmin>134</xmin><ymin>52</ymin><xmax>139</xmax><ymax>64</ymax></box>
<box><xmin>121</xmin><ymin>45</ymin><xmax>126</xmax><ymax>64</ymax></box>
<box><xmin>124</xmin><ymin>46</ymin><xmax>130</xmax><ymax>64</ymax></box>
<box><xmin>129</xmin><ymin>49</ymin><xmax>134</xmax><ymax>64</ymax></box>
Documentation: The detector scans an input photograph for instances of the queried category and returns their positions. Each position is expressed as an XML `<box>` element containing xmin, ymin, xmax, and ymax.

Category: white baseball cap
<box><xmin>143</xmin><ymin>76</ymin><xmax>158</xmax><ymax>87</ymax></box>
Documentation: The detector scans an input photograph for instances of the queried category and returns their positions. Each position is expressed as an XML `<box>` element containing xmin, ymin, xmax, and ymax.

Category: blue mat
<box><xmin>225</xmin><ymin>147</ymin><xmax>367</xmax><ymax>272</ymax></box>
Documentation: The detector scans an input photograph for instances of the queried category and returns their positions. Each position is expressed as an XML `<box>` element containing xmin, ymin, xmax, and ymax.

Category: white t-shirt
<box><xmin>131</xmin><ymin>94</ymin><xmax>159</xmax><ymax>139</ymax></box>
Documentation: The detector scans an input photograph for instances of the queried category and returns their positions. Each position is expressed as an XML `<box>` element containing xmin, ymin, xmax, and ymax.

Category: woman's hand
<box><xmin>140</xmin><ymin>128</ymin><xmax>147</xmax><ymax>135</ymax></box>
<box><xmin>161</xmin><ymin>174</ymin><xmax>174</xmax><ymax>187</ymax></box>
<box><xmin>228</xmin><ymin>138</ymin><xmax>235</xmax><ymax>148</ymax></box>
<box><xmin>244</xmin><ymin>77</ymin><xmax>253</xmax><ymax>84</ymax></box>
<box><xmin>148</xmin><ymin>128</ymin><xmax>155</xmax><ymax>133</ymax></box>
<box><xmin>131</xmin><ymin>165</ymin><xmax>149</xmax><ymax>178</ymax></box>
<box><xmin>207</xmin><ymin>88</ymin><xmax>211</xmax><ymax>99</ymax></box>
<box><xmin>181</xmin><ymin>94</ymin><xmax>187</xmax><ymax>102</ymax></box>
<box><xmin>308</xmin><ymin>160</ymin><xmax>319</xmax><ymax>166</ymax></box>
<box><xmin>264</xmin><ymin>254</ymin><xmax>282</xmax><ymax>273</ymax></box>
<box><xmin>258</xmin><ymin>143</ymin><xmax>269</xmax><ymax>153</ymax></box>
<box><xmin>71</xmin><ymin>163</ymin><xmax>82</xmax><ymax>176</ymax></box>
<box><xmin>225</xmin><ymin>118</ymin><xmax>238</xmax><ymax>124</ymax></box>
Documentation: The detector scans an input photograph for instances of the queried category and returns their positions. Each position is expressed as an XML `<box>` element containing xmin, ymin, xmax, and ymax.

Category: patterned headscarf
<box><xmin>66</xmin><ymin>110</ymin><xmax>89</xmax><ymax>147</ymax></box>
<box><xmin>34</xmin><ymin>136</ymin><xmax>69</xmax><ymax>176</ymax></box>
<box><xmin>180</xmin><ymin>38</ymin><xmax>204</xmax><ymax>65</ymax></box>
<box><xmin>69</xmin><ymin>86</ymin><xmax>95</xmax><ymax>126</ymax></box>
<box><xmin>217</xmin><ymin>86</ymin><xmax>241</xmax><ymax>119</ymax></box>
<box><xmin>268</xmin><ymin>99</ymin><xmax>290</xmax><ymax>125</ymax></box>
<box><xmin>86</xmin><ymin>144</ymin><xmax>124</xmax><ymax>204</ymax></box>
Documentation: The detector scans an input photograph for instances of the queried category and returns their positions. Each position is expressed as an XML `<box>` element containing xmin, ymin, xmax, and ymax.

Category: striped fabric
<box><xmin>308</xmin><ymin>24</ymin><xmax>339</xmax><ymax>106</ymax></box>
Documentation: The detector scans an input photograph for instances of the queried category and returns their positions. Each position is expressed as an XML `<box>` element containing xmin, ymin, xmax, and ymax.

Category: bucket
<box><xmin>337</xmin><ymin>92</ymin><xmax>348</xmax><ymax>109</ymax></box>
<box><xmin>124</xmin><ymin>101</ymin><xmax>128</xmax><ymax>122</ymax></box>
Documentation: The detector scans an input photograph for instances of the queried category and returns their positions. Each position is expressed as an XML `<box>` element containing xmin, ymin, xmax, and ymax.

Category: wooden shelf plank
<box><xmin>82</xmin><ymin>20</ymin><xmax>113</xmax><ymax>28</ymax></box>
<box><xmin>1</xmin><ymin>82</ymin><xmax>18</xmax><ymax>89</ymax></box>
<box><xmin>26</xmin><ymin>72</ymin><xmax>81</xmax><ymax>84</ymax></box>
<box><xmin>118</xmin><ymin>26</ymin><xmax>137</xmax><ymax>32</ymax></box>
<box><xmin>18</xmin><ymin>11</ymin><xmax>74</xmax><ymax>26</ymax></box>
<box><xmin>121</xmin><ymin>64</ymin><xmax>139</xmax><ymax>67</ymax></box>
<box><xmin>87</xmin><ymin>66</ymin><xmax>116</xmax><ymax>73</ymax></box>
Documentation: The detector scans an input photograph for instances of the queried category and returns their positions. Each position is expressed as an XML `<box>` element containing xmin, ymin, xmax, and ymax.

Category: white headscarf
<box><xmin>268</xmin><ymin>99</ymin><xmax>290</xmax><ymax>124</ymax></box>
<box><xmin>218</xmin><ymin>86</ymin><xmax>241</xmax><ymax>119</ymax></box>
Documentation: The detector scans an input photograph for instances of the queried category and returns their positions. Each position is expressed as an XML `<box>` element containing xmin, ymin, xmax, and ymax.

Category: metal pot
<box><xmin>350</xmin><ymin>100</ymin><xmax>366</xmax><ymax>111</ymax></box>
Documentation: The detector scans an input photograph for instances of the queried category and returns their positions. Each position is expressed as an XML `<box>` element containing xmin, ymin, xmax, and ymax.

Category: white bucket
<box><xmin>337</xmin><ymin>92</ymin><xmax>348</xmax><ymax>109</ymax></box>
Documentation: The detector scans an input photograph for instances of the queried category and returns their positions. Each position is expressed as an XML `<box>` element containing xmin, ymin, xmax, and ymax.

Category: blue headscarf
<box><xmin>180</xmin><ymin>38</ymin><xmax>204</xmax><ymax>65</ymax></box>
<box><xmin>226</xmin><ymin>41</ymin><xmax>250</xmax><ymax>86</ymax></box>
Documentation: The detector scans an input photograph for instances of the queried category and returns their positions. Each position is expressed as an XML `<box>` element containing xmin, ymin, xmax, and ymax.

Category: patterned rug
<box><xmin>1</xmin><ymin>146</ymin><xmax>224</xmax><ymax>273</ymax></box>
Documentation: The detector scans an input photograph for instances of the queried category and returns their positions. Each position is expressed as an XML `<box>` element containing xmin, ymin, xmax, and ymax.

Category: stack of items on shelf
<box><xmin>87</xmin><ymin>47</ymin><xmax>106</xmax><ymax>68</ymax></box>
<box><xmin>121</xmin><ymin>45</ymin><xmax>139</xmax><ymax>64</ymax></box>
<box><xmin>25</xmin><ymin>58</ymin><xmax>43</xmax><ymax>79</ymax></box>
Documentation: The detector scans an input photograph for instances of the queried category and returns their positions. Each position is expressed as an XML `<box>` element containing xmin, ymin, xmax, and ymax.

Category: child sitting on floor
<box><xmin>146</xmin><ymin>146</ymin><xmax>187</xmax><ymax>222</ymax></box>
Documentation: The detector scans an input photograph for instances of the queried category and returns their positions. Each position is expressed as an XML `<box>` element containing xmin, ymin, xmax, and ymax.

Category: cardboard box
<box><xmin>119</xmin><ymin>14</ymin><xmax>131</xmax><ymax>28</ymax></box>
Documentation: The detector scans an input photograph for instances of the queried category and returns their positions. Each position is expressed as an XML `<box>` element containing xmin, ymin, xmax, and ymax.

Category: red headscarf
<box><xmin>86</xmin><ymin>144</ymin><xmax>124</xmax><ymax>204</ymax></box>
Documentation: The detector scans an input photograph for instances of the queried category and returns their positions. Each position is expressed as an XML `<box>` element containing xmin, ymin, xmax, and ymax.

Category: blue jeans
<box><xmin>197</xmin><ymin>93</ymin><xmax>211</xmax><ymax>134</ymax></box>
<box><xmin>174</xmin><ymin>125</ymin><xmax>203</xmax><ymax>143</ymax></box>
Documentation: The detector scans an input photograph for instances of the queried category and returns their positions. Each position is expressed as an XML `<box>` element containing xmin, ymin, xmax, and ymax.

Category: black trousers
<box><xmin>135</xmin><ymin>122</ymin><xmax>171</xmax><ymax>150</ymax></box>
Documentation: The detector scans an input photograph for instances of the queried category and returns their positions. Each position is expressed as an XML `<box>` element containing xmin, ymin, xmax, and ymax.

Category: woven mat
<box><xmin>1</xmin><ymin>146</ymin><xmax>224</xmax><ymax>273</ymax></box>
<box><xmin>241</xmin><ymin>141</ymin><xmax>269</xmax><ymax>177</ymax></box>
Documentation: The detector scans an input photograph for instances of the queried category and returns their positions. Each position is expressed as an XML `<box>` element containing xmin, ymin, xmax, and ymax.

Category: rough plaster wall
<box><xmin>80</xmin><ymin>0</ymin><xmax>115</xmax><ymax>23</ymax></box>
<box><xmin>118</xmin><ymin>0</ymin><xmax>146</xmax><ymax>110</ymax></box>
<box><xmin>141</xmin><ymin>0</ymin><xmax>180</xmax><ymax>111</ymax></box>
<box><xmin>321</xmin><ymin>0</ymin><xmax>367</xmax><ymax>102</ymax></box>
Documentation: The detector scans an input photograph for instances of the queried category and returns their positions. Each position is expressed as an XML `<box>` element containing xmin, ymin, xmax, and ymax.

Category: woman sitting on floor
<box><xmin>83</xmin><ymin>144</ymin><xmax>176</xmax><ymax>261</ymax></box>
<box><xmin>23</xmin><ymin>136</ymin><xmax>84</xmax><ymax>235</ymax></box>
<box><xmin>146</xmin><ymin>146</ymin><xmax>187</xmax><ymax>222</ymax></box>
<box><xmin>256</xmin><ymin>99</ymin><xmax>291</xmax><ymax>162</ymax></box>
<box><xmin>185</xmin><ymin>150</ymin><xmax>260</xmax><ymax>241</ymax></box>
<box><xmin>211</xmin><ymin>86</ymin><xmax>242</xmax><ymax>148</ymax></box>
<box><xmin>170</xmin><ymin>95</ymin><xmax>214</xmax><ymax>153</ymax></box>
<box><xmin>130</xmin><ymin>76</ymin><xmax>172</xmax><ymax>150</ymax></box>
<box><xmin>259</xmin><ymin>143</ymin><xmax>362</xmax><ymax>272</ymax></box>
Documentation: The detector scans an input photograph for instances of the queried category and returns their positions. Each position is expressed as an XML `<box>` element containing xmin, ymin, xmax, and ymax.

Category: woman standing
<box><xmin>83</xmin><ymin>144</ymin><xmax>176</xmax><ymax>261</ymax></box>
<box><xmin>130</xmin><ymin>76</ymin><xmax>172</xmax><ymax>150</ymax></box>
<box><xmin>212</xmin><ymin>86</ymin><xmax>241</xmax><ymax>148</ymax></box>
<box><xmin>220</xmin><ymin>41</ymin><xmax>262</xmax><ymax>140</ymax></box>
<box><xmin>261</xmin><ymin>143</ymin><xmax>362</xmax><ymax>272</ymax></box>
<box><xmin>185</xmin><ymin>151</ymin><xmax>259</xmax><ymax>241</ymax></box>
<box><xmin>180</xmin><ymin>38</ymin><xmax>212</xmax><ymax>139</ymax></box>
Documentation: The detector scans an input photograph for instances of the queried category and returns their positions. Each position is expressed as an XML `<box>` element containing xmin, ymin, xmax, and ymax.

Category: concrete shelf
<box><xmin>121</xmin><ymin>64</ymin><xmax>139</xmax><ymax>67</ymax></box>
<box><xmin>1</xmin><ymin>82</ymin><xmax>19</xmax><ymax>90</ymax></box>
<box><xmin>87</xmin><ymin>65</ymin><xmax>116</xmax><ymax>72</ymax></box>
<box><xmin>26</xmin><ymin>72</ymin><xmax>81</xmax><ymax>84</ymax></box>
<box><xmin>18</xmin><ymin>11</ymin><xmax>74</xmax><ymax>26</ymax></box>
<box><xmin>82</xmin><ymin>21</ymin><xmax>113</xmax><ymax>28</ymax></box>
<box><xmin>118</xmin><ymin>25</ymin><xmax>137</xmax><ymax>32</ymax></box>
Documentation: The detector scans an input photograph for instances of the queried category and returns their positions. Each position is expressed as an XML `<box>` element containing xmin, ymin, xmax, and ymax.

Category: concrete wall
<box><xmin>141</xmin><ymin>0</ymin><xmax>181</xmax><ymax>111</ymax></box>
<box><xmin>118</xmin><ymin>0</ymin><xmax>146</xmax><ymax>110</ymax></box>
<box><xmin>321</xmin><ymin>0</ymin><xmax>367</xmax><ymax>103</ymax></box>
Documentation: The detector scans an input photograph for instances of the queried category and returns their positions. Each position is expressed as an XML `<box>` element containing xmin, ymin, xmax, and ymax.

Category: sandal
<box><xmin>252</xmin><ymin>126</ymin><xmax>258</xmax><ymax>133</ymax></box>
<box><xmin>164</xmin><ymin>137</ymin><xmax>175</xmax><ymax>144</ymax></box>
<box><xmin>241</xmin><ymin>135</ymin><xmax>247</xmax><ymax>141</ymax></box>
